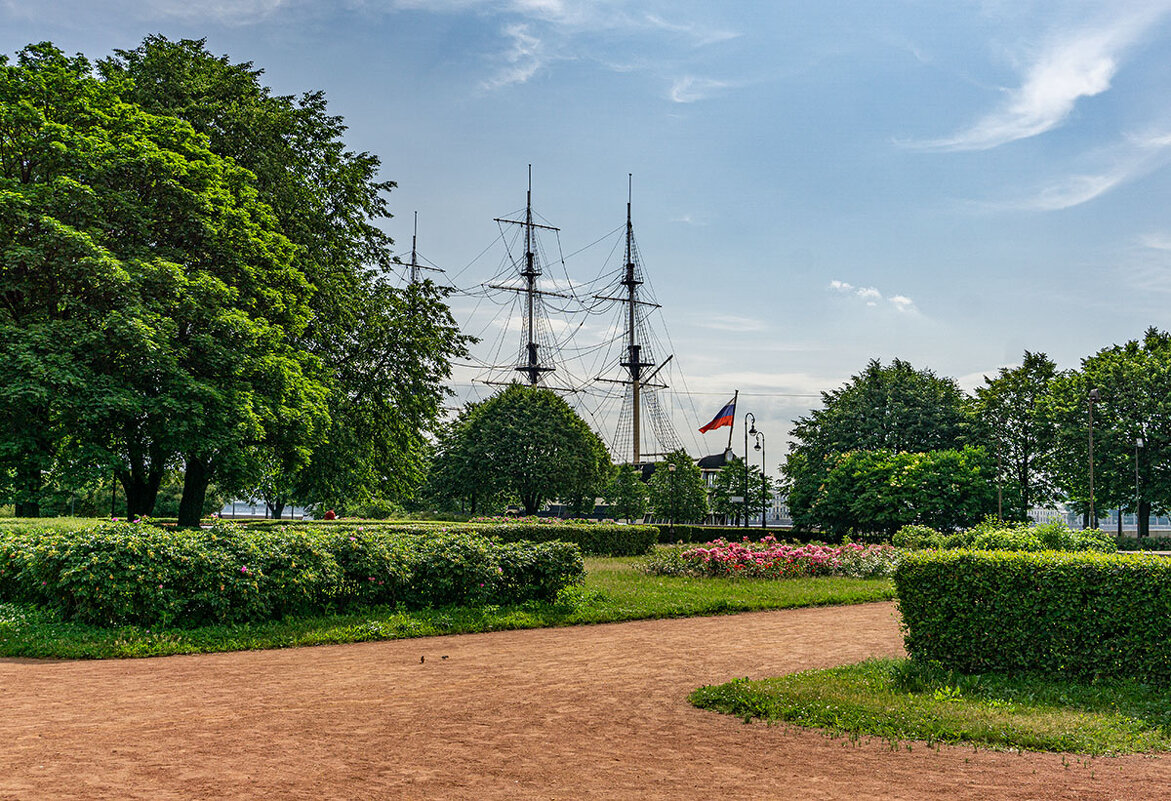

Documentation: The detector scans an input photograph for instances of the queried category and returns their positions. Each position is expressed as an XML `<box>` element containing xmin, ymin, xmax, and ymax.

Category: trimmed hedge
<box><xmin>655</xmin><ymin>524</ymin><xmax>832</xmax><ymax>545</ymax></box>
<box><xmin>1118</xmin><ymin>536</ymin><xmax>1171</xmax><ymax>551</ymax></box>
<box><xmin>241</xmin><ymin>519</ymin><xmax>657</xmax><ymax>557</ymax></box>
<box><xmin>0</xmin><ymin>521</ymin><xmax>583</xmax><ymax>628</ymax></box>
<box><xmin>893</xmin><ymin>521</ymin><xmax>1115</xmax><ymax>553</ymax></box>
<box><xmin>895</xmin><ymin>549</ymin><xmax>1171</xmax><ymax>682</ymax></box>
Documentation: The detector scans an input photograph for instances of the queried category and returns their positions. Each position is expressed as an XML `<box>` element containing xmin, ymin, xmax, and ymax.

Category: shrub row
<box><xmin>654</xmin><ymin>525</ymin><xmax>835</xmax><ymax>545</ymax></box>
<box><xmin>895</xmin><ymin>549</ymin><xmax>1171</xmax><ymax>682</ymax></box>
<box><xmin>1117</xmin><ymin>536</ymin><xmax>1171</xmax><ymax>551</ymax></box>
<box><xmin>0</xmin><ymin>521</ymin><xmax>584</xmax><ymax>628</ymax></box>
<box><xmin>241</xmin><ymin>519</ymin><xmax>656</xmax><ymax>557</ymax></box>
<box><xmin>892</xmin><ymin>520</ymin><xmax>1115</xmax><ymax>553</ymax></box>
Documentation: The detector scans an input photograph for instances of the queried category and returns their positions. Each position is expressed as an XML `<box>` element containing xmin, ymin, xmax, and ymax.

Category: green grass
<box><xmin>0</xmin><ymin>555</ymin><xmax>893</xmax><ymax>659</ymax></box>
<box><xmin>690</xmin><ymin>657</ymin><xmax>1171</xmax><ymax>755</ymax></box>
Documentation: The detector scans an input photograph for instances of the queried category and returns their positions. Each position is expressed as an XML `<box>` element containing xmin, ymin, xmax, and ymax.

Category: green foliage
<box><xmin>708</xmin><ymin>459</ymin><xmax>772</xmax><ymax>525</ymax></box>
<box><xmin>892</xmin><ymin>520</ymin><xmax>1115</xmax><ymax>553</ymax></box>
<box><xmin>691</xmin><ymin>658</ymin><xmax>1171</xmax><ymax>755</ymax></box>
<box><xmin>783</xmin><ymin>358</ymin><xmax>972</xmax><ymax>531</ymax></box>
<box><xmin>428</xmin><ymin>384</ymin><xmax>612</xmax><ymax>516</ymax></box>
<box><xmin>1043</xmin><ymin>329</ymin><xmax>1171</xmax><ymax>537</ymax></box>
<box><xmin>895</xmin><ymin>549</ymin><xmax>1171</xmax><ymax>681</ymax></box>
<box><xmin>653</xmin><ymin>524</ymin><xmax>833</xmax><ymax>544</ymax></box>
<box><xmin>0</xmin><ymin>520</ymin><xmax>585</xmax><ymax>627</ymax></box>
<box><xmin>603</xmin><ymin>463</ymin><xmax>648</xmax><ymax>521</ymax></box>
<box><xmin>806</xmin><ymin>447</ymin><xmax>995</xmax><ymax>538</ymax></box>
<box><xmin>470</xmin><ymin>521</ymin><xmax>657</xmax><ymax>557</ymax></box>
<box><xmin>647</xmin><ymin>450</ymin><xmax>708</xmax><ymax>524</ymax></box>
<box><xmin>971</xmin><ymin>352</ymin><xmax>1058</xmax><ymax>520</ymax></box>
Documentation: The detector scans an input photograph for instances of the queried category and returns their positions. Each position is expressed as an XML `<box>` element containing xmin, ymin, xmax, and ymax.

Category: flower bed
<box><xmin>641</xmin><ymin>536</ymin><xmax>899</xmax><ymax>579</ymax></box>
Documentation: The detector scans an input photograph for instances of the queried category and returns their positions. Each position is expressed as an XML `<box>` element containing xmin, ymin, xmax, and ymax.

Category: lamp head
<box><xmin>754</xmin><ymin>441</ymin><xmax>761</xmax><ymax>452</ymax></box>
<box><xmin>1089</xmin><ymin>388</ymin><xmax>1100</xmax><ymax>402</ymax></box>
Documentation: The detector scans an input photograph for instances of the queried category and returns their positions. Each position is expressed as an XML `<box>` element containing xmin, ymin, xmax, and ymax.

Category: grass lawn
<box><xmin>0</xmin><ymin>555</ymin><xmax>893</xmax><ymax>659</ymax></box>
<box><xmin>690</xmin><ymin>657</ymin><xmax>1171</xmax><ymax>756</ymax></box>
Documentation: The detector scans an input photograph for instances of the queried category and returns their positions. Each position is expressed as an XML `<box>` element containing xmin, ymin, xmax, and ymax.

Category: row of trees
<box><xmin>784</xmin><ymin>330</ymin><xmax>1171</xmax><ymax>538</ymax></box>
<box><xmin>0</xmin><ymin>39</ymin><xmax>468</xmax><ymax>524</ymax></box>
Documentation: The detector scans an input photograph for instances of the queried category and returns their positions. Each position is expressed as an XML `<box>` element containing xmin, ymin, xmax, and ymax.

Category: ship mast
<box><xmin>595</xmin><ymin>175</ymin><xmax>674</xmax><ymax>464</ymax></box>
<box><xmin>406</xmin><ymin>211</ymin><xmax>443</xmax><ymax>285</ymax></box>
<box><xmin>488</xmin><ymin>166</ymin><xmax>566</xmax><ymax>386</ymax></box>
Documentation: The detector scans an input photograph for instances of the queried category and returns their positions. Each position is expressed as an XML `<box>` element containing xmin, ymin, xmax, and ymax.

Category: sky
<box><xmin>6</xmin><ymin>0</ymin><xmax>1171</xmax><ymax>475</ymax></box>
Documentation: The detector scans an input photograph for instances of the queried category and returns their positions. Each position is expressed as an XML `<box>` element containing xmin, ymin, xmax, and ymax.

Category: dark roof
<box><xmin>697</xmin><ymin>450</ymin><xmax>741</xmax><ymax>470</ymax></box>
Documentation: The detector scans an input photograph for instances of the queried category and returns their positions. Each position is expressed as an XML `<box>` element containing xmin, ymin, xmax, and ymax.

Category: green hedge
<box><xmin>895</xmin><ymin>549</ymin><xmax>1171</xmax><ymax>682</ymax></box>
<box><xmin>0</xmin><ymin>521</ymin><xmax>584</xmax><ymax>628</ymax></box>
<box><xmin>655</xmin><ymin>525</ymin><xmax>830</xmax><ymax>545</ymax></box>
<box><xmin>1117</xmin><ymin>536</ymin><xmax>1171</xmax><ymax>551</ymax></box>
<box><xmin>893</xmin><ymin>521</ymin><xmax>1115</xmax><ymax>553</ymax></box>
<box><xmin>242</xmin><ymin>519</ymin><xmax>657</xmax><ymax>557</ymax></box>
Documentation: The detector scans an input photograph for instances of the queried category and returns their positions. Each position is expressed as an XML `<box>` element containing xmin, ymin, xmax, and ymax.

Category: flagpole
<box><xmin>726</xmin><ymin>390</ymin><xmax>738</xmax><ymax>452</ymax></box>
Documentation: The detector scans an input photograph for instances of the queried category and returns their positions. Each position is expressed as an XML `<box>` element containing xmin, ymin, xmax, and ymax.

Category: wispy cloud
<box><xmin>913</xmin><ymin>5</ymin><xmax>1171</xmax><ymax>151</ymax></box>
<box><xmin>481</xmin><ymin>23</ymin><xmax>546</xmax><ymax>89</ymax></box>
<box><xmin>985</xmin><ymin>128</ymin><xmax>1171</xmax><ymax>210</ymax></box>
<box><xmin>828</xmin><ymin>280</ymin><xmax>919</xmax><ymax>313</ymax></box>
<box><xmin>1</xmin><ymin>0</ymin><xmax>290</xmax><ymax>23</ymax></box>
<box><xmin>668</xmin><ymin>75</ymin><xmax>730</xmax><ymax>103</ymax></box>
<box><xmin>695</xmin><ymin>314</ymin><xmax>768</xmax><ymax>333</ymax></box>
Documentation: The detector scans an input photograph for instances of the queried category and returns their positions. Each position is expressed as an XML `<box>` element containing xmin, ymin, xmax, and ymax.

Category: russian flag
<box><xmin>698</xmin><ymin>398</ymin><xmax>736</xmax><ymax>433</ymax></box>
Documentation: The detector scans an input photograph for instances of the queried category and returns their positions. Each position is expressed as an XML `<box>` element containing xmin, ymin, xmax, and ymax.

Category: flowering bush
<box><xmin>0</xmin><ymin>520</ymin><xmax>584</xmax><ymax>627</ymax></box>
<box><xmin>640</xmin><ymin>536</ymin><xmax>899</xmax><ymax>580</ymax></box>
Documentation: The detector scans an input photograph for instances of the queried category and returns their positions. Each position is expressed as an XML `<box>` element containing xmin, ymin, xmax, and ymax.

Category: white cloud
<box><xmin>889</xmin><ymin>295</ymin><xmax>915</xmax><ymax>312</ymax></box>
<box><xmin>695</xmin><ymin>314</ymin><xmax>768</xmax><ymax>333</ymax></box>
<box><xmin>669</xmin><ymin>75</ymin><xmax>730</xmax><ymax>103</ymax></box>
<box><xmin>986</xmin><ymin>127</ymin><xmax>1171</xmax><ymax>210</ymax></box>
<box><xmin>481</xmin><ymin>22</ymin><xmax>546</xmax><ymax>88</ymax></box>
<box><xmin>828</xmin><ymin>280</ymin><xmax>918</xmax><ymax>313</ymax></box>
<box><xmin>914</xmin><ymin>5</ymin><xmax>1171</xmax><ymax>151</ymax></box>
<box><xmin>1140</xmin><ymin>232</ymin><xmax>1171</xmax><ymax>251</ymax></box>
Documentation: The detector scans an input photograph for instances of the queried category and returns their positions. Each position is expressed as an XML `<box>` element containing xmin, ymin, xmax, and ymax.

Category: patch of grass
<box><xmin>690</xmin><ymin>657</ymin><xmax>1171</xmax><ymax>756</ymax></box>
<box><xmin>0</xmin><ymin>556</ymin><xmax>893</xmax><ymax>659</ymax></box>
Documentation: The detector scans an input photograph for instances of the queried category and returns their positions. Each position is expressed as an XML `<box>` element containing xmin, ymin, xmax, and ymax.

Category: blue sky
<box><xmin>6</xmin><ymin>0</ymin><xmax>1171</xmax><ymax>472</ymax></box>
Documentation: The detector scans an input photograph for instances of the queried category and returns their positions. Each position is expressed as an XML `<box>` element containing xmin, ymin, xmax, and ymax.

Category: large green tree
<box><xmin>972</xmin><ymin>351</ymin><xmax>1058</xmax><ymax>520</ymax></box>
<box><xmin>1044</xmin><ymin>329</ymin><xmax>1171</xmax><ymax>538</ymax></box>
<box><xmin>0</xmin><ymin>42</ymin><xmax>325</xmax><ymax>522</ymax></box>
<box><xmin>810</xmin><ymin>447</ymin><xmax>995</xmax><ymax>537</ymax></box>
<box><xmin>430</xmin><ymin>384</ymin><xmax>611</xmax><ymax>516</ymax></box>
<box><xmin>648</xmin><ymin>449</ymin><xmax>708</xmax><ymax>525</ymax></box>
<box><xmin>782</xmin><ymin>358</ymin><xmax>972</xmax><ymax>530</ymax></box>
<box><xmin>99</xmin><ymin>37</ymin><xmax>469</xmax><ymax>518</ymax></box>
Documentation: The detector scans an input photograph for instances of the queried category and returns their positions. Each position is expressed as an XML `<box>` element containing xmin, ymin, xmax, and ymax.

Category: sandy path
<box><xmin>0</xmin><ymin>601</ymin><xmax>1166</xmax><ymax>799</ymax></box>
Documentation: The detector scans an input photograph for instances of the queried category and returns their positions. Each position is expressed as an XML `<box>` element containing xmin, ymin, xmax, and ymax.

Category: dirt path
<box><xmin>0</xmin><ymin>601</ymin><xmax>1166</xmax><ymax>799</ymax></box>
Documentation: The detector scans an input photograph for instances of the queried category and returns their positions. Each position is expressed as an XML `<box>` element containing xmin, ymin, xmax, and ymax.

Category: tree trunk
<box><xmin>14</xmin><ymin>462</ymin><xmax>41</xmax><ymax>518</ymax></box>
<box><xmin>269</xmin><ymin>500</ymin><xmax>286</xmax><ymax>520</ymax></box>
<box><xmin>522</xmin><ymin>494</ymin><xmax>539</xmax><ymax>515</ymax></box>
<box><xmin>178</xmin><ymin>456</ymin><xmax>211</xmax><ymax>527</ymax></box>
<box><xmin>119</xmin><ymin>466</ymin><xmax>165</xmax><ymax>521</ymax></box>
<box><xmin>1138</xmin><ymin>499</ymin><xmax>1151</xmax><ymax>540</ymax></box>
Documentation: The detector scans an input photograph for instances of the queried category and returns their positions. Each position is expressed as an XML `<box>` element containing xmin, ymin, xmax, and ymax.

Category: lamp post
<box><xmin>1088</xmin><ymin>388</ymin><xmax>1099</xmax><ymax>529</ymax></box>
<box><xmin>1136</xmin><ymin>436</ymin><xmax>1144</xmax><ymax>540</ymax></box>
<box><xmin>667</xmin><ymin>461</ymin><xmax>677</xmax><ymax>535</ymax></box>
<box><xmin>754</xmin><ymin>430</ymin><xmax>767</xmax><ymax>529</ymax></box>
<box><xmin>743</xmin><ymin>412</ymin><xmax>756</xmax><ymax>528</ymax></box>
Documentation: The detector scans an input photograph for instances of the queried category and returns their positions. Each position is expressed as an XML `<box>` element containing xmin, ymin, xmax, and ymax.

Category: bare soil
<box><xmin>0</xmin><ymin>601</ymin><xmax>1166</xmax><ymax>800</ymax></box>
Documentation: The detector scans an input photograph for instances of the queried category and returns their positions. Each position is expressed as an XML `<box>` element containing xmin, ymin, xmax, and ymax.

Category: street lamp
<box><xmin>754</xmin><ymin>430</ymin><xmax>767</xmax><ymax>529</ymax></box>
<box><xmin>1088</xmin><ymin>388</ymin><xmax>1099</xmax><ymax>529</ymax></box>
<box><xmin>743</xmin><ymin>412</ymin><xmax>756</xmax><ymax>529</ymax></box>
<box><xmin>1136</xmin><ymin>436</ymin><xmax>1144</xmax><ymax>541</ymax></box>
